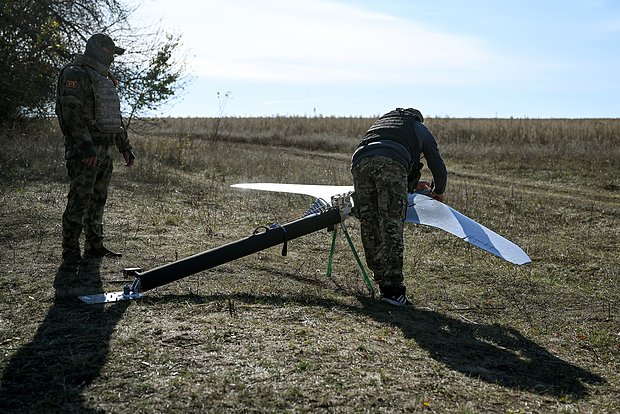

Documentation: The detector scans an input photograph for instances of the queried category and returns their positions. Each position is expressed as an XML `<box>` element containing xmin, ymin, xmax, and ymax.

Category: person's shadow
<box><xmin>0</xmin><ymin>271</ymin><xmax>604</xmax><ymax>412</ymax></box>
<box><xmin>361</xmin><ymin>302</ymin><xmax>605</xmax><ymax>397</ymax></box>
<box><xmin>0</xmin><ymin>261</ymin><xmax>129</xmax><ymax>413</ymax></box>
<box><xmin>152</xmin><ymin>290</ymin><xmax>604</xmax><ymax>399</ymax></box>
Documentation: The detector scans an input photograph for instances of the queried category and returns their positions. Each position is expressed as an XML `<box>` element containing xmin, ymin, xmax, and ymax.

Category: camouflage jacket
<box><xmin>56</xmin><ymin>54</ymin><xmax>132</xmax><ymax>159</ymax></box>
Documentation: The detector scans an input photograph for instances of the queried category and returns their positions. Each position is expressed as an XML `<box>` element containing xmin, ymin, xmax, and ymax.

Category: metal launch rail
<box><xmin>79</xmin><ymin>199</ymin><xmax>350</xmax><ymax>304</ymax></box>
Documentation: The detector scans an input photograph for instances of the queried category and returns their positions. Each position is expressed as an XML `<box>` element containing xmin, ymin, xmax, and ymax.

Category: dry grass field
<box><xmin>0</xmin><ymin>116</ymin><xmax>618</xmax><ymax>413</ymax></box>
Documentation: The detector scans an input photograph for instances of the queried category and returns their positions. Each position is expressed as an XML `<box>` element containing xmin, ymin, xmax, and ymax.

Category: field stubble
<box><xmin>0</xmin><ymin>117</ymin><xmax>618</xmax><ymax>413</ymax></box>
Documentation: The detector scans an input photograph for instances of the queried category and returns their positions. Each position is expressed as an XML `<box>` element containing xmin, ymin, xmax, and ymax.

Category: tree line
<box><xmin>0</xmin><ymin>0</ymin><xmax>186</xmax><ymax>126</ymax></box>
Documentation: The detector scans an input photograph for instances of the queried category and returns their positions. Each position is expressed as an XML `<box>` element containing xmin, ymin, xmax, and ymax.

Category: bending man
<box><xmin>351</xmin><ymin>108</ymin><xmax>447</xmax><ymax>306</ymax></box>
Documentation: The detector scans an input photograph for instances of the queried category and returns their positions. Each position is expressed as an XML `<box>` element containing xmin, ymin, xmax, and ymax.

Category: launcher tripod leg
<box><xmin>324</xmin><ymin>222</ymin><xmax>375</xmax><ymax>297</ymax></box>
<box><xmin>326</xmin><ymin>225</ymin><xmax>338</xmax><ymax>278</ymax></box>
<box><xmin>340</xmin><ymin>222</ymin><xmax>375</xmax><ymax>297</ymax></box>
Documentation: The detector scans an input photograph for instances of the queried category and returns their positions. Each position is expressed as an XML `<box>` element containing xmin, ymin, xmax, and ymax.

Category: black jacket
<box><xmin>351</xmin><ymin>108</ymin><xmax>447</xmax><ymax>194</ymax></box>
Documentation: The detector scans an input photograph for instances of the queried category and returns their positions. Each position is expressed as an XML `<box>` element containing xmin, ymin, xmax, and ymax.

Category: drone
<box><xmin>79</xmin><ymin>183</ymin><xmax>531</xmax><ymax>304</ymax></box>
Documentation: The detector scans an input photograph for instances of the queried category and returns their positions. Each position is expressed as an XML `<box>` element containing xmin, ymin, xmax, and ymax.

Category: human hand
<box><xmin>430</xmin><ymin>191</ymin><xmax>444</xmax><ymax>203</ymax></box>
<box><xmin>416</xmin><ymin>180</ymin><xmax>432</xmax><ymax>191</ymax></box>
<box><xmin>123</xmin><ymin>150</ymin><xmax>135</xmax><ymax>167</ymax></box>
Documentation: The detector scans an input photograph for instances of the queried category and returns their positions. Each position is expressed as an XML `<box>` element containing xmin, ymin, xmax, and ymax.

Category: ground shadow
<box><xmin>152</xmin><ymin>291</ymin><xmax>605</xmax><ymax>399</ymax></box>
<box><xmin>265</xmin><ymin>268</ymin><xmax>605</xmax><ymax>397</ymax></box>
<box><xmin>0</xmin><ymin>261</ymin><xmax>129</xmax><ymax>413</ymax></box>
<box><xmin>362</xmin><ymin>301</ymin><xmax>606</xmax><ymax>398</ymax></box>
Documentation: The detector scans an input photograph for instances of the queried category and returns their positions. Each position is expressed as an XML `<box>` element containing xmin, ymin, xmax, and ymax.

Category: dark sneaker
<box><xmin>380</xmin><ymin>286</ymin><xmax>413</xmax><ymax>307</ymax></box>
<box><xmin>84</xmin><ymin>246</ymin><xmax>122</xmax><ymax>259</ymax></box>
<box><xmin>380</xmin><ymin>293</ymin><xmax>413</xmax><ymax>306</ymax></box>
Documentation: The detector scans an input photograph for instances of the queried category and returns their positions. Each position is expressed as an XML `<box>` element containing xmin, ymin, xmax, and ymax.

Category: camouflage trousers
<box><xmin>351</xmin><ymin>156</ymin><xmax>408</xmax><ymax>288</ymax></box>
<box><xmin>61</xmin><ymin>144</ymin><xmax>114</xmax><ymax>260</ymax></box>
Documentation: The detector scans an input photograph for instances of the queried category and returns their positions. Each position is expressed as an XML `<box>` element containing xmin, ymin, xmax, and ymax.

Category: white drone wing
<box><xmin>406</xmin><ymin>193</ymin><xmax>531</xmax><ymax>265</ymax></box>
<box><xmin>232</xmin><ymin>183</ymin><xmax>531</xmax><ymax>265</ymax></box>
<box><xmin>232</xmin><ymin>183</ymin><xmax>353</xmax><ymax>206</ymax></box>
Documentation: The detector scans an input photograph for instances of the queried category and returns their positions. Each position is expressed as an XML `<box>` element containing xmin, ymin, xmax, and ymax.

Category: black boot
<box><xmin>84</xmin><ymin>245</ymin><xmax>122</xmax><ymax>259</ymax></box>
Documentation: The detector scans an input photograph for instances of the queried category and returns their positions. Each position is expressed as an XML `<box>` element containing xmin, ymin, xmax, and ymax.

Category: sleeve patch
<box><xmin>64</xmin><ymin>80</ymin><xmax>79</xmax><ymax>89</ymax></box>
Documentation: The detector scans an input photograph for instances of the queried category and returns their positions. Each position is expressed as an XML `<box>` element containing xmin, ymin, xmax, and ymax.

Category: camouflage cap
<box><xmin>87</xmin><ymin>33</ymin><xmax>125</xmax><ymax>55</ymax></box>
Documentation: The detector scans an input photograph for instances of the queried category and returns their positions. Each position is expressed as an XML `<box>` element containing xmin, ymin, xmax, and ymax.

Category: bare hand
<box><xmin>430</xmin><ymin>191</ymin><xmax>444</xmax><ymax>203</ymax></box>
<box><xmin>416</xmin><ymin>180</ymin><xmax>432</xmax><ymax>191</ymax></box>
<box><xmin>123</xmin><ymin>151</ymin><xmax>135</xmax><ymax>167</ymax></box>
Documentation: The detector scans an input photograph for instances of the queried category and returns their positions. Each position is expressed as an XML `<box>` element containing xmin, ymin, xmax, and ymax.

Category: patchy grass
<box><xmin>0</xmin><ymin>117</ymin><xmax>618</xmax><ymax>413</ymax></box>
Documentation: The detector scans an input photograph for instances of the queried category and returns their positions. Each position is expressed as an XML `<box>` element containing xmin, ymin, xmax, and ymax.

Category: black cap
<box><xmin>88</xmin><ymin>33</ymin><xmax>125</xmax><ymax>55</ymax></box>
<box><xmin>397</xmin><ymin>108</ymin><xmax>424</xmax><ymax>122</ymax></box>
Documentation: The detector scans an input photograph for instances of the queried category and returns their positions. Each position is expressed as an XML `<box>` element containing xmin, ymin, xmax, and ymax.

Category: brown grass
<box><xmin>0</xmin><ymin>116</ymin><xmax>618</xmax><ymax>413</ymax></box>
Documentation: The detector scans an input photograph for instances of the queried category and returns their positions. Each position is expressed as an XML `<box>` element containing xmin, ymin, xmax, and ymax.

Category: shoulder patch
<box><xmin>65</xmin><ymin>80</ymin><xmax>79</xmax><ymax>89</ymax></box>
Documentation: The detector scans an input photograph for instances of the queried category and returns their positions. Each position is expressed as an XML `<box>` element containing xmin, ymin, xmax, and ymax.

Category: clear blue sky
<box><xmin>136</xmin><ymin>0</ymin><xmax>620</xmax><ymax>118</ymax></box>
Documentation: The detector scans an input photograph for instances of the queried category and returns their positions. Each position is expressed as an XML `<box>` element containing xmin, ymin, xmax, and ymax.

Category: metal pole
<box><xmin>136</xmin><ymin>208</ymin><xmax>343</xmax><ymax>292</ymax></box>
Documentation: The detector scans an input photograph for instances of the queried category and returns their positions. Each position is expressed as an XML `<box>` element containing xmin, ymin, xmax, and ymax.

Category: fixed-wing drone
<box><xmin>79</xmin><ymin>183</ymin><xmax>530</xmax><ymax>304</ymax></box>
<box><xmin>232</xmin><ymin>183</ymin><xmax>531</xmax><ymax>265</ymax></box>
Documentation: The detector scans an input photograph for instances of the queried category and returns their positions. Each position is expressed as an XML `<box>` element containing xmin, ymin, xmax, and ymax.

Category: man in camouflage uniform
<box><xmin>351</xmin><ymin>108</ymin><xmax>447</xmax><ymax>306</ymax></box>
<box><xmin>56</xmin><ymin>33</ymin><xmax>135</xmax><ymax>271</ymax></box>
